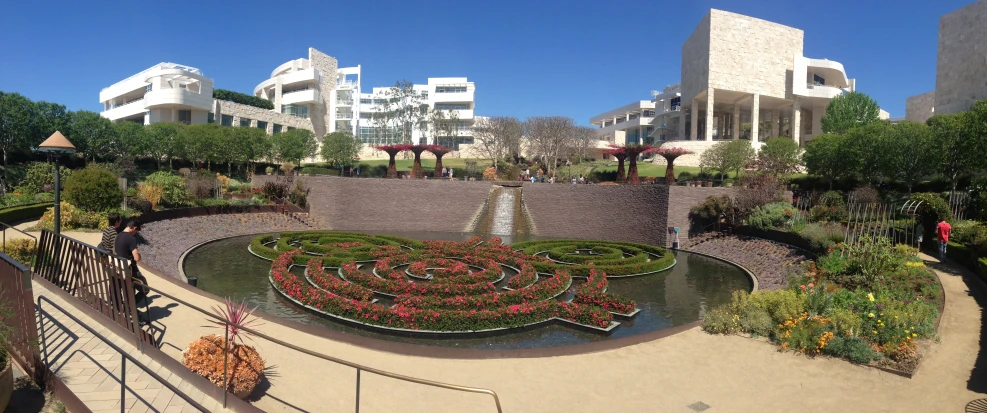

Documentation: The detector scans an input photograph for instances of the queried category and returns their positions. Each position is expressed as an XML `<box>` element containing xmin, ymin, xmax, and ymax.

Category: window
<box><xmin>813</xmin><ymin>74</ymin><xmax>825</xmax><ymax>85</ymax></box>
<box><xmin>221</xmin><ymin>115</ymin><xmax>233</xmax><ymax>126</ymax></box>
<box><xmin>257</xmin><ymin>121</ymin><xmax>268</xmax><ymax>131</ymax></box>
<box><xmin>360</xmin><ymin>112</ymin><xmax>371</xmax><ymax>119</ymax></box>
<box><xmin>373</xmin><ymin>98</ymin><xmax>387</xmax><ymax>105</ymax></box>
<box><xmin>434</xmin><ymin>103</ymin><xmax>470</xmax><ymax>110</ymax></box>
<box><xmin>208</xmin><ymin>112</ymin><xmax>215</xmax><ymax>123</ymax></box>
<box><xmin>239</xmin><ymin>117</ymin><xmax>251</xmax><ymax>127</ymax></box>
<box><xmin>420</xmin><ymin>91</ymin><xmax>429</xmax><ymax>99</ymax></box>
<box><xmin>178</xmin><ymin>110</ymin><xmax>192</xmax><ymax>125</ymax></box>
<box><xmin>670</xmin><ymin>97</ymin><xmax>681</xmax><ymax>110</ymax></box>
<box><xmin>287</xmin><ymin>127</ymin><xmax>296</xmax><ymax>131</ymax></box>
<box><xmin>281</xmin><ymin>104</ymin><xmax>309</xmax><ymax>119</ymax></box>
<box><xmin>273</xmin><ymin>124</ymin><xmax>282</xmax><ymax>133</ymax></box>
<box><xmin>145</xmin><ymin>84</ymin><xmax>153</xmax><ymax>93</ymax></box>
<box><xmin>643</xmin><ymin>110</ymin><xmax>655</xmax><ymax>117</ymax></box>
<box><xmin>360</xmin><ymin>98</ymin><xmax>372</xmax><ymax>104</ymax></box>
<box><xmin>436</xmin><ymin>86</ymin><xmax>467</xmax><ymax>93</ymax></box>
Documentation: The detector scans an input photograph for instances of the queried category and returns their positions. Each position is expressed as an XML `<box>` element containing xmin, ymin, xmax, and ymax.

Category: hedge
<box><xmin>947</xmin><ymin>242</ymin><xmax>987</xmax><ymax>285</ymax></box>
<box><xmin>0</xmin><ymin>203</ymin><xmax>53</xmax><ymax>224</ymax></box>
<box><xmin>300</xmin><ymin>167</ymin><xmax>339</xmax><ymax>176</ymax></box>
<box><xmin>213</xmin><ymin>88</ymin><xmax>274</xmax><ymax>110</ymax></box>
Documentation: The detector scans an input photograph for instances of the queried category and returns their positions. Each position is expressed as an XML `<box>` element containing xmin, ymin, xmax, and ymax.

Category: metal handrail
<box><xmin>0</xmin><ymin>220</ymin><xmax>37</xmax><ymax>252</ymax></box>
<box><xmin>38</xmin><ymin>296</ymin><xmax>209</xmax><ymax>413</ymax></box>
<box><xmin>140</xmin><ymin>284</ymin><xmax>504</xmax><ymax>412</ymax></box>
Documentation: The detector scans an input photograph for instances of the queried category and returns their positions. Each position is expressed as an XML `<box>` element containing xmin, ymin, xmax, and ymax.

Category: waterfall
<box><xmin>489</xmin><ymin>189</ymin><xmax>517</xmax><ymax>235</ymax></box>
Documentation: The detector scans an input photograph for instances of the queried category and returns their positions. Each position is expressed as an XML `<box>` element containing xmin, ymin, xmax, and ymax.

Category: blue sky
<box><xmin>0</xmin><ymin>0</ymin><xmax>974</xmax><ymax>124</ymax></box>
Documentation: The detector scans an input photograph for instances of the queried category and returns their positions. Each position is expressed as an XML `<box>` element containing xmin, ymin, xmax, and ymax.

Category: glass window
<box><xmin>436</xmin><ymin>86</ymin><xmax>467</xmax><ymax>93</ymax></box>
<box><xmin>360</xmin><ymin>98</ymin><xmax>372</xmax><ymax>104</ymax></box>
<box><xmin>281</xmin><ymin>104</ymin><xmax>309</xmax><ymax>118</ymax></box>
<box><xmin>208</xmin><ymin>112</ymin><xmax>215</xmax><ymax>123</ymax></box>
<box><xmin>239</xmin><ymin>118</ymin><xmax>251</xmax><ymax>127</ymax></box>
<box><xmin>221</xmin><ymin>115</ymin><xmax>233</xmax><ymax>126</ymax></box>
<box><xmin>643</xmin><ymin>110</ymin><xmax>655</xmax><ymax>117</ymax></box>
<box><xmin>257</xmin><ymin>121</ymin><xmax>268</xmax><ymax>131</ymax></box>
<box><xmin>435</xmin><ymin>103</ymin><xmax>470</xmax><ymax>110</ymax></box>
<box><xmin>145</xmin><ymin>84</ymin><xmax>152</xmax><ymax>92</ymax></box>
<box><xmin>273</xmin><ymin>124</ymin><xmax>282</xmax><ymax>133</ymax></box>
<box><xmin>813</xmin><ymin>74</ymin><xmax>825</xmax><ymax>85</ymax></box>
<box><xmin>178</xmin><ymin>110</ymin><xmax>192</xmax><ymax>125</ymax></box>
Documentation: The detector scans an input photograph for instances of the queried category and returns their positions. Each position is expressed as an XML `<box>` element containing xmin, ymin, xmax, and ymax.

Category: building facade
<box><xmin>589</xmin><ymin>100</ymin><xmax>657</xmax><ymax>145</ymax></box>
<box><xmin>99</xmin><ymin>48</ymin><xmax>476</xmax><ymax>159</ymax></box>
<box><xmin>906</xmin><ymin>0</ymin><xmax>987</xmax><ymax>122</ymax></box>
<box><xmin>357</xmin><ymin>78</ymin><xmax>476</xmax><ymax>148</ymax></box>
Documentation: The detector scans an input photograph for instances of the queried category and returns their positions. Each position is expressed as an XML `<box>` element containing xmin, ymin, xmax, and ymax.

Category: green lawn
<box><xmin>592</xmin><ymin>163</ymin><xmax>730</xmax><ymax>178</ymax></box>
<box><xmin>305</xmin><ymin>158</ymin><xmax>489</xmax><ymax>171</ymax></box>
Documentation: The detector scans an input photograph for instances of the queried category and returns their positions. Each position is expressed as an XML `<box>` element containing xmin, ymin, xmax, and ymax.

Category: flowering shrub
<box><xmin>261</xmin><ymin>232</ymin><xmax>654</xmax><ymax>332</ymax></box>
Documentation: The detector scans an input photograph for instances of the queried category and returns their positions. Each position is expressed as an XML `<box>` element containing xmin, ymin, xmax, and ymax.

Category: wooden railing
<box><xmin>0</xmin><ymin>251</ymin><xmax>40</xmax><ymax>378</ymax></box>
<box><xmin>32</xmin><ymin>230</ymin><xmax>150</xmax><ymax>348</ymax></box>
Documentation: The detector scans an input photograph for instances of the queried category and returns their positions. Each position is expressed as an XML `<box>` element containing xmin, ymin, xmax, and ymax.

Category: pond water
<box><xmin>182</xmin><ymin>231</ymin><xmax>751</xmax><ymax>350</ymax></box>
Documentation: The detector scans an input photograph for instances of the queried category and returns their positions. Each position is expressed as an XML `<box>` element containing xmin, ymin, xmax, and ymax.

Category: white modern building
<box><xmin>357</xmin><ymin>78</ymin><xmax>476</xmax><ymax>148</ymax></box>
<box><xmin>589</xmin><ymin>100</ymin><xmax>656</xmax><ymax>145</ymax></box>
<box><xmin>99</xmin><ymin>48</ymin><xmax>477</xmax><ymax>159</ymax></box>
<box><xmin>99</xmin><ymin>63</ymin><xmax>214</xmax><ymax>125</ymax></box>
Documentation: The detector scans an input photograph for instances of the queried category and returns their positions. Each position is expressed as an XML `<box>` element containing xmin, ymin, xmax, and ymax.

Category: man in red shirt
<box><xmin>936</xmin><ymin>218</ymin><xmax>952</xmax><ymax>262</ymax></box>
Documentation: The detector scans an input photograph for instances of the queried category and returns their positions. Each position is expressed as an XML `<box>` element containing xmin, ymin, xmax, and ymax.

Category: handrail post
<box><xmin>355</xmin><ymin>368</ymin><xmax>361</xmax><ymax>413</ymax></box>
<box><xmin>120</xmin><ymin>355</ymin><xmax>126</xmax><ymax>413</ymax></box>
<box><xmin>223</xmin><ymin>322</ymin><xmax>229</xmax><ymax>407</ymax></box>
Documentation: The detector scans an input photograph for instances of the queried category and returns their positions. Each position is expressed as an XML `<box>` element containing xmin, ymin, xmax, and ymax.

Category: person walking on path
<box><xmin>915</xmin><ymin>222</ymin><xmax>924</xmax><ymax>250</ymax></box>
<box><xmin>448</xmin><ymin>168</ymin><xmax>453</xmax><ymax>180</ymax></box>
<box><xmin>936</xmin><ymin>218</ymin><xmax>952</xmax><ymax>262</ymax></box>
<box><xmin>100</xmin><ymin>212</ymin><xmax>123</xmax><ymax>253</ymax></box>
<box><xmin>115</xmin><ymin>218</ymin><xmax>151</xmax><ymax>324</ymax></box>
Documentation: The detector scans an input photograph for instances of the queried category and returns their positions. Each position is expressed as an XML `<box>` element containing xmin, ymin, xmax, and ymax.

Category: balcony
<box><xmin>436</xmin><ymin>109</ymin><xmax>474</xmax><ymax>120</ymax></box>
<box><xmin>335</xmin><ymin>111</ymin><xmax>353</xmax><ymax>120</ymax></box>
<box><xmin>282</xmin><ymin>89</ymin><xmax>320</xmax><ymax>105</ymax></box>
<box><xmin>144</xmin><ymin>88</ymin><xmax>212</xmax><ymax>110</ymax></box>
<box><xmin>797</xmin><ymin>83</ymin><xmax>846</xmax><ymax>99</ymax></box>
<box><xmin>431</xmin><ymin>91</ymin><xmax>473</xmax><ymax>103</ymax></box>
<box><xmin>101</xmin><ymin>98</ymin><xmax>146</xmax><ymax>121</ymax></box>
<box><xmin>337</xmin><ymin>80</ymin><xmax>358</xmax><ymax>89</ymax></box>
<box><xmin>281</xmin><ymin>68</ymin><xmax>320</xmax><ymax>88</ymax></box>
<box><xmin>594</xmin><ymin>116</ymin><xmax>654</xmax><ymax>134</ymax></box>
<box><xmin>336</xmin><ymin>99</ymin><xmax>354</xmax><ymax>106</ymax></box>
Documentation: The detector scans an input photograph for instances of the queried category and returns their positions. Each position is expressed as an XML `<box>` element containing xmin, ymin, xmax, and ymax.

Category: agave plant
<box><xmin>210</xmin><ymin>298</ymin><xmax>261</xmax><ymax>348</ymax></box>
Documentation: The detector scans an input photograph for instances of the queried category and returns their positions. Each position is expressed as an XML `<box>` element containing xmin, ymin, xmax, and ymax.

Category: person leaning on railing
<box><xmin>115</xmin><ymin>218</ymin><xmax>151</xmax><ymax>325</ymax></box>
<box><xmin>99</xmin><ymin>212</ymin><xmax>123</xmax><ymax>252</ymax></box>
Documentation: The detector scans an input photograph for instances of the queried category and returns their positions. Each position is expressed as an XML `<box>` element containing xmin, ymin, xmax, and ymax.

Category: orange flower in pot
<box><xmin>182</xmin><ymin>298</ymin><xmax>265</xmax><ymax>399</ymax></box>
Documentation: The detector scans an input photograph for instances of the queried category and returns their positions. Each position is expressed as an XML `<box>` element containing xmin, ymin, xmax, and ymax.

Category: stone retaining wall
<box><xmin>668</xmin><ymin>186</ymin><xmax>734</xmax><ymax>246</ymax></box>
<box><xmin>520</xmin><ymin>183</ymin><xmax>669</xmax><ymax>245</ymax></box>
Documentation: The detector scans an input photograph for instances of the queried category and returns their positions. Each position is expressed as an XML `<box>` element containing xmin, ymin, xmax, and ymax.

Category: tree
<box><xmin>928</xmin><ymin>112</ymin><xmax>985</xmax><ymax>192</ymax></box>
<box><xmin>376</xmin><ymin>144</ymin><xmax>412</xmax><ymax>178</ymax></box>
<box><xmin>603</xmin><ymin>146</ymin><xmax>628</xmax><ymax>183</ymax></box>
<box><xmin>654</xmin><ymin>146</ymin><xmax>694</xmax><ymax>185</ymax></box>
<box><xmin>0</xmin><ymin>92</ymin><xmax>35</xmax><ymax>191</ymax></box>
<box><xmin>803</xmin><ymin>133</ymin><xmax>851</xmax><ymax>189</ymax></box>
<box><xmin>472</xmin><ymin>116</ymin><xmax>524</xmax><ymax>172</ymax></box>
<box><xmin>525</xmin><ymin>116</ymin><xmax>577</xmax><ymax>178</ymax></box>
<box><xmin>270</xmin><ymin>129</ymin><xmax>317</xmax><ymax>164</ymax></box>
<box><xmin>320</xmin><ymin>131</ymin><xmax>363</xmax><ymax>168</ymax></box>
<box><xmin>820</xmin><ymin>91</ymin><xmax>882</xmax><ymax>134</ymax></box>
<box><xmin>113</xmin><ymin>121</ymin><xmax>149</xmax><ymax>159</ymax></box>
<box><xmin>623</xmin><ymin>144</ymin><xmax>653</xmax><ymax>184</ymax></box>
<box><xmin>373</xmin><ymin>80</ymin><xmax>427</xmax><ymax>144</ymax></box>
<box><xmin>68</xmin><ymin>110</ymin><xmax>115</xmax><ymax>162</ymax></box>
<box><xmin>844</xmin><ymin>121</ymin><xmax>890</xmax><ymax>185</ymax></box>
<box><xmin>700</xmin><ymin>140</ymin><xmax>755</xmax><ymax>179</ymax></box>
<box><xmin>230</xmin><ymin>127</ymin><xmax>266</xmax><ymax>174</ymax></box>
<box><xmin>146</xmin><ymin>122</ymin><xmax>183</xmax><ymax>169</ymax></box>
<box><xmin>429</xmin><ymin>109</ymin><xmax>460</xmax><ymax>148</ymax></box>
<box><xmin>32</xmin><ymin>101</ymin><xmax>70</xmax><ymax>147</ymax></box>
<box><xmin>426</xmin><ymin>145</ymin><xmax>454</xmax><ymax>178</ymax></box>
<box><xmin>757</xmin><ymin>137</ymin><xmax>802</xmax><ymax>179</ymax></box>
<box><xmin>880</xmin><ymin>122</ymin><xmax>936</xmax><ymax>194</ymax></box>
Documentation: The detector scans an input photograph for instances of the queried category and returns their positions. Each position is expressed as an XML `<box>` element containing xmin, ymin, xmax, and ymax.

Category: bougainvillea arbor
<box><xmin>426</xmin><ymin>145</ymin><xmax>454</xmax><ymax>178</ymax></box>
<box><xmin>622</xmin><ymin>144</ymin><xmax>653</xmax><ymax>184</ymax></box>
<box><xmin>251</xmin><ymin>231</ymin><xmax>678</xmax><ymax>333</ymax></box>
<box><xmin>407</xmin><ymin>144</ymin><xmax>429</xmax><ymax>179</ymax></box>
<box><xmin>375</xmin><ymin>144</ymin><xmax>413</xmax><ymax>178</ymax></box>
<box><xmin>653</xmin><ymin>146</ymin><xmax>694</xmax><ymax>185</ymax></box>
<box><xmin>602</xmin><ymin>146</ymin><xmax>629</xmax><ymax>184</ymax></box>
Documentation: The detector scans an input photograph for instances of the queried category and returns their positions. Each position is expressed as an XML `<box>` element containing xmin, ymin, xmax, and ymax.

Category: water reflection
<box><xmin>183</xmin><ymin>232</ymin><xmax>750</xmax><ymax>349</ymax></box>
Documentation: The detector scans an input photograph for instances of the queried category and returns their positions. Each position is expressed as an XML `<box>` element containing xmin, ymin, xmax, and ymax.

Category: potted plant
<box><xmin>0</xmin><ymin>300</ymin><xmax>15</xmax><ymax>410</ymax></box>
<box><xmin>182</xmin><ymin>298</ymin><xmax>265</xmax><ymax>399</ymax></box>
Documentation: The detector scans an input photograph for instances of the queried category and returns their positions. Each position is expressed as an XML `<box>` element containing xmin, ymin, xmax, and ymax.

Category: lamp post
<box><xmin>36</xmin><ymin>131</ymin><xmax>76</xmax><ymax>236</ymax></box>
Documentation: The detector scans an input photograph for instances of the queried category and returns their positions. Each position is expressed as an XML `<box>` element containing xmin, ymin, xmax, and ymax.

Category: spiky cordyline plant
<box><xmin>211</xmin><ymin>297</ymin><xmax>261</xmax><ymax>348</ymax></box>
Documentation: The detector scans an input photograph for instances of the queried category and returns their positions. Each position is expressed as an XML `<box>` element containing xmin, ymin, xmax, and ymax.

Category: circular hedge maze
<box><xmin>250</xmin><ymin>232</ymin><xmax>675</xmax><ymax>334</ymax></box>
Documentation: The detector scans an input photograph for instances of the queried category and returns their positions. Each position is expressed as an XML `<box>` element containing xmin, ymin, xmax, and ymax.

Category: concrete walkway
<box><xmin>35</xmin><ymin>282</ymin><xmax>231</xmax><ymax>413</ymax></box>
<box><xmin>22</xmin><ymin>226</ymin><xmax>987</xmax><ymax>412</ymax></box>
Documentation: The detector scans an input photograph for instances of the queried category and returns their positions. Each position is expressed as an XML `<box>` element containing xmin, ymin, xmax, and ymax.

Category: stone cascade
<box><xmin>471</xmin><ymin>185</ymin><xmax>530</xmax><ymax>238</ymax></box>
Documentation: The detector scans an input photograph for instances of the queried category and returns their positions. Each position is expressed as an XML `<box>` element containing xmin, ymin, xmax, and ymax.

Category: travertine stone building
<box><xmin>906</xmin><ymin>0</ymin><xmax>987</xmax><ymax>121</ymax></box>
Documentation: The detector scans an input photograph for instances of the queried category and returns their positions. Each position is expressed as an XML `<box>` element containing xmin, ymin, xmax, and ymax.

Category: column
<box><xmin>732</xmin><ymin>103</ymin><xmax>740</xmax><ymax>139</ymax></box>
<box><xmin>678</xmin><ymin>112</ymin><xmax>686</xmax><ymax>140</ymax></box>
<box><xmin>771</xmin><ymin>109</ymin><xmax>780</xmax><ymax>138</ymax></box>
<box><xmin>704</xmin><ymin>88</ymin><xmax>715</xmax><ymax>141</ymax></box>
<box><xmin>792</xmin><ymin>99</ymin><xmax>802</xmax><ymax>144</ymax></box>
<box><xmin>690</xmin><ymin>100</ymin><xmax>699</xmax><ymax>140</ymax></box>
<box><xmin>751</xmin><ymin>94</ymin><xmax>760</xmax><ymax>144</ymax></box>
<box><xmin>812</xmin><ymin>107</ymin><xmax>824</xmax><ymax>137</ymax></box>
<box><xmin>274</xmin><ymin>78</ymin><xmax>283</xmax><ymax>112</ymax></box>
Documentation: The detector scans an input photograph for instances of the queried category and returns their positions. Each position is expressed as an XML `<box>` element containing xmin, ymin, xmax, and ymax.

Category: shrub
<box><xmin>734</xmin><ymin>173</ymin><xmax>785</xmax><ymax>215</ymax></box>
<box><xmin>689</xmin><ymin>196</ymin><xmax>736</xmax><ymax>231</ymax></box>
<box><xmin>745</xmin><ymin>202</ymin><xmax>796</xmax><ymax>230</ymax></box>
<box><xmin>817</xmin><ymin>191</ymin><xmax>846</xmax><ymax>208</ymax></box>
<box><xmin>0</xmin><ymin>203</ymin><xmax>52</xmax><ymax>224</ymax></box>
<box><xmin>799</xmin><ymin>222</ymin><xmax>845</xmax><ymax>251</ymax></box>
<box><xmin>137</xmin><ymin>183</ymin><xmax>164</xmax><ymax>209</ymax></box>
<box><xmin>809</xmin><ymin>204</ymin><xmax>847</xmax><ymax>223</ymax></box>
<box><xmin>144</xmin><ymin>172</ymin><xmax>189</xmax><ymax>207</ymax></box>
<box><xmin>213</xmin><ymin>88</ymin><xmax>274</xmax><ymax>110</ymax></box>
<box><xmin>822</xmin><ymin>336</ymin><xmax>882</xmax><ymax>363</ymax></box>
<box><xmin>746</xmin><ymin>289</ymin><xmax>806</xmax><ymax>325</ymax></box>
<box><xmin>288</xmin><ymin>180</ymin><xmax>309</xmax><ymax>208</ymax></box>
<box><xmin>829</xmin><ymin>308</ymin><xmax>863</xmax><ymax>337</ymax></box>
<box><xmin>64</xmin><ymin>166</ymin><xmax>122</xmax><ymax>212</ymax></box>
<box><xmin>910</xmin><ymin>193</ymin><xmax>951</xmax><ymax>244</ymax></box>
<box><xmin>15</xmin><ymin>162</ymin><xmax>71</xmax><ymax>195</ymax></box>
<box><xmin>0</xmin><ymin>238</ymin><xmax>36</xmax><ymax>266</ymax></box>
<box><xmin>849</xmin><ymin>186</ymin><xmax>880</xmax><ymax>204</ymax></box>
<box><xmin>482</xmin><ymin>167</ymin><xmax>497</xmax><ymax>181</ymax></box>
<box><xmin>185</xmin><ymin>170</ymin><xmax>217</xmax><ymax>199</ymax></box>
<box><xmin>967</xmin><ymin>176</ymin><xmax>987</xmax><ymax>221</ymax></box>
<box><xmin>261</xmin><ymin>181</ymin><xmax>290</xmax><ymax>200</ymax></box>
<box><xmin>300</xmin><ymin>167</ymin><xmax>338</xmax><ymax>176</ymax></box>
<box><xmin>951</xmin><ymin>220</ymin><xmax>986</xmax><ymax>245</ymax></box>
<box><xmin>126</xmin><ymin>198</ymin><xmax>153</xmax><ymax>214</ymax></box>
<box><xmin>701</xmin><ymin>307</ymin><xmax>740</xmax><ymax>334</ymax></box>
<box><xmin>776</xmin><ymin>314</ymin><xmax>833</xmax><ymax>355</ymax></box>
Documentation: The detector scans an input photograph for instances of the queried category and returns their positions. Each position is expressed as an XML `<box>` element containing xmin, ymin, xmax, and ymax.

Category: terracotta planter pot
<box><xmin>0</xmin><ymin>359</ymin><xmax>13</xmax><ymax>411</ymax></box>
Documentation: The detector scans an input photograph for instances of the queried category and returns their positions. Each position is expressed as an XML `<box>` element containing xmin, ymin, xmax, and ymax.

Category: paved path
<box><xmin>35</xmin><ymin>282</ymin><xmax>232</xmax><ymax>413</ymax></box>
<box><xmin>24</xmin><ymin>227</ymin><xmax>987</xmax><ymax>412</ymax></box>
